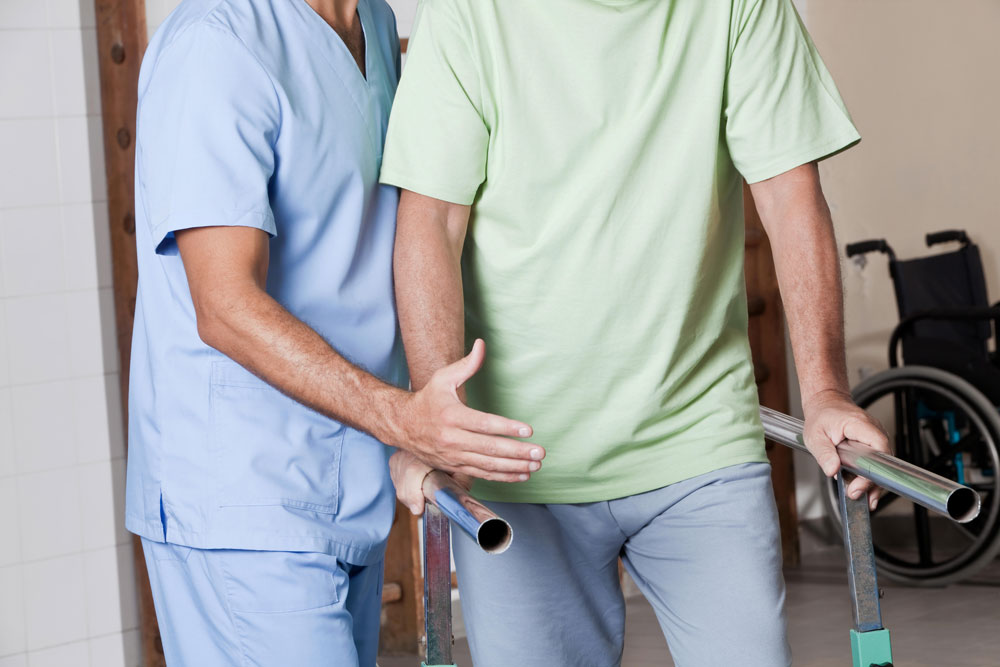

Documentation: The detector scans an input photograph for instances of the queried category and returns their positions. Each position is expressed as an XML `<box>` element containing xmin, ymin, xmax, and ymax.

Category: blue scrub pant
<box><xmin>453</xmin><ymin>462</ymin><xmax>791</xmax><ymax>667</ymax></box>
<box><xmin>141</xmin><ymin>540</ymin><xmax>383</xmax><ymax>666</ymax></box>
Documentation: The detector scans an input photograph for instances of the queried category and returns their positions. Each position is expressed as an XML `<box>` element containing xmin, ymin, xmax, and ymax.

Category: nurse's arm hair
<box><xmin>750</xmin><ymin>162</ymin><xmax>889</xmax><ymax>508</ymax></box>
<box><xmin>174</xmin><ymin>226</ymin><xmax>544</xmax><ymax>482</ymax></box>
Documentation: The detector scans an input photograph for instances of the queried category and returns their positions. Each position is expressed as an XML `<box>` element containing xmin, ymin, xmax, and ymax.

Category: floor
<box><xmin>378</xmin><ymin>542</ymin><xmax>1000</xmax><ymax>667</ymax></box>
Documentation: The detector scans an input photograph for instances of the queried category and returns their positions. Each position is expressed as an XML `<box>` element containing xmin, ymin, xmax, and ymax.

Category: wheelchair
<box><xmin>823</xmin><ymin>230</ymin><xmax>1000</xmax><ymax>585</ymax></box>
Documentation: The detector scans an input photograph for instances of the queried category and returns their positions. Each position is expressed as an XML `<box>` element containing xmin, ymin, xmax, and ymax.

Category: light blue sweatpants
<box><xmin>141</xmin><ymin>540</ymin><xmax>383</xmax><ymax>666</ymax></box>
<box><xmin>453</xmin><ymin>462</ymin><xmax>791</xmax><ymax>667</ymax></box>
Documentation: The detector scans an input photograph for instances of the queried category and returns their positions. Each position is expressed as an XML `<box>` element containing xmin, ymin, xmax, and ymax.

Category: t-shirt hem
<box><xmin>125</xmin><ymin>513</ymin><xmax>386</xmax><ymax>565</ymax></box>
<box><xmin>379</xmin><ymin>169</ymin><xmax>477</xmax><ymax>206</ymax></box>
<box><xmin>471</xmin><ymin>448</ymin><xmax>771</xmax><ymax>504</ymax></box>
<box><xmin>740</xmin><ymin>130</ymin><xmax>861</xmax><ymax>184</ymax></box>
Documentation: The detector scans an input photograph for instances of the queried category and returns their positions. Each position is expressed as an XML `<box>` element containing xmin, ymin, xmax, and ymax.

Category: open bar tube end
<box><xmin>759</xmin><ymin>406</ymin><xmax>982</xmax><ymax>524</ymax></box>
<box><xmin>422</xmin><ymin>471</ymin><xmax>514</xmax><ymax>554</ymax></box>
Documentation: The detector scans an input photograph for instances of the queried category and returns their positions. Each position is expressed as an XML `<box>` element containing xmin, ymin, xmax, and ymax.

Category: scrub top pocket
<box><xmin>209</xmin><ymin>360</ymin><xmax>344</xmax><ymax>515</ymax></box>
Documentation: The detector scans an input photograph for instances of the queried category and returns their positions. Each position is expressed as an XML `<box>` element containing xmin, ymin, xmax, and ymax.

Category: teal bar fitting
<box><xmin>851</xmin><ymin>628</ymin><xmax>893</xmax><ymax>667</ymax></box>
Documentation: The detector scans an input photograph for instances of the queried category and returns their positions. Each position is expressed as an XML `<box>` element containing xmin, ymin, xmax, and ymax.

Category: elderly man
<box><xmin>382</xmin><ymin>1</ymin><xmax>887</xmax><ymax>665</ymax></box>
<box><xmin>124</xmin><ymin>0</ymin><xmax>544</xmax><ymax>664</ymax></box>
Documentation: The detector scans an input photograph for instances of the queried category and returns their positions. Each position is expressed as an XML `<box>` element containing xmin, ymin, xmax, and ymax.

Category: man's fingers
<box><xmin>454</xmin><ymin>405</ymin><xmax>533</xmax><ymax>439</ymax></box>
<box><xmin>847</xmin><ymin>474</ymin><xmax>872</xmax><ymax>501</ymax></box>
<box><xmin>843</xmin><ymin>418</ymin><xmax>890</xmax><ymax>454</ymax></box>
<box><xmin>807</xmin><ymin>434</ymin><xmax>841</xmax><ymax>478</ymax></box>
<box><xmin>867</xmin><ymin>486</ymin><xmax>883</xmax><ymax>511</ymax></box>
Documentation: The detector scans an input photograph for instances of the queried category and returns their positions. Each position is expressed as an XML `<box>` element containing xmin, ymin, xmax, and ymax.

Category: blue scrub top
<box><xmin>125</xmin><ymin>0</ymin><xmax>406</xmax><ymax>565</ymax></box>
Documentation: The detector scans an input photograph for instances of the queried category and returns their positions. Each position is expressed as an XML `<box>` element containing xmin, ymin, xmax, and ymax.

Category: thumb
<box><xmin>444</xmin><ymin>339</ymin><xmax>485</xmax><ymax>388</ymax></box>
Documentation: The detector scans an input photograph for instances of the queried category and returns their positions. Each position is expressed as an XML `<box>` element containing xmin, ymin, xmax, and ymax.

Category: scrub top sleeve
<box><xmin>724</xmin><ymin>0</ymin><xmax>861</xmax><ymax>184</ymax></box>
<box><xmin>138</xmin><ymin>24</ymin><xmax>280</xmax><ymax>254</ymax></box>
<box><xmin>379</xmin><ymin>0</ymin><xmax>488</xmax><ymax>206</ymax></box>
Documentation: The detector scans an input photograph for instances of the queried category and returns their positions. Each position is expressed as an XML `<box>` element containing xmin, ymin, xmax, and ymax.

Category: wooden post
<box><xmin>93</xmin><ymin>1</ymin><xmax>164</xmax><ymax>665</ymax></box>
<box><xmin>744</xmin><ymin>184</ymin><xmax>800</xmax><ymax>567</ymax></box>
<box><xmin>379</xmin><ymin>505</ymin><xmax>424</xmax><ymax>655</ymax></box>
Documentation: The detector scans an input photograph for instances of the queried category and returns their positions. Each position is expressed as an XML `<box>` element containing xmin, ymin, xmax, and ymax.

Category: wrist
<box><xmin>372</xmin><ymin>385</ymin><xmax>414</xmax><ymax>448</ymax></box>
<box><xmin>801</xmin><ymin>386</ymin><xmax>852</xmax><ymax>413</ymax></box>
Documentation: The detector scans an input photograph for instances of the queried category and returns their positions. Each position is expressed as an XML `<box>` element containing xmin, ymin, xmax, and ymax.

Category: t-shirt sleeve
<box><xmin>137</xmin><ymin>23</ymin><xmax>279</xmax><ymax>254</ymax></box>
<box><xmin>379</xmin><ymin>0</ymin><xmax>488</xmax><ymax>205</ymax></box>
<box><xmin>725</xmin><ymin>0</ymin><xmax>860</xmax><ymax>183</ymax></box>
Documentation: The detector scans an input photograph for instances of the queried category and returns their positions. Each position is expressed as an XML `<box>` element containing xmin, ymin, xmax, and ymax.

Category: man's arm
<box><xmin>388</xmin><ymin>190</ymin><xmax>545</xmax><ymax>514</ymax></box>
<box><xmin>750</xmin><ymin>162</ymin><xmax>888</xmax><ymax>508</ymax></box>
<box><xmin>393</xmin><ymin>191</ymin><xmax>470</xmax><ymax>389</ymax></box>
<box><xmin>175</xmin><ymin>225</ymin><xmax>543</xmax><ymax>481</ymax></box>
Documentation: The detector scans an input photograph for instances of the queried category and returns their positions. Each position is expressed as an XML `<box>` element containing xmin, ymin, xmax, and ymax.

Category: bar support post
<box><xmin>837</xmin><ymin>475</ymin><xmax>894</xmax><ymax>667</ymax></box>
<box><xmin>422</xmin><ymin>505</ymin><xmax>457</xmax><ymax>667</ymax></box>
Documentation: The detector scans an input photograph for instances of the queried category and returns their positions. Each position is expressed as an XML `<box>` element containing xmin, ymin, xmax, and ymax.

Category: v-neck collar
<box><xmin>292</xmin><ymin>0</ymin><xmax>374</xmax><ymax>87</ymax></box>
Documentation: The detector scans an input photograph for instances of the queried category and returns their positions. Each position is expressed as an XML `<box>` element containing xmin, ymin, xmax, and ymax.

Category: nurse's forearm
<box><xmin>176</xmin><ymin>225</ymin><xmax>541</xmax><ymax>480</ymax></box>
<box><xmin>186</xmin><ymin>264</ymin><xmax>412</xmax><ymax>444</ymax></box>
<box><xmin>393</xmin><ymin>190</ymin><xmax>472</xmax><ymax>391</ymax></box>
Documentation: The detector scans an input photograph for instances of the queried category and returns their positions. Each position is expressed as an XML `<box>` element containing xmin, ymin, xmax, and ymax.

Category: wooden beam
<box><xmin>379</xmin><ymin>504</ymin><xmax>424</xmax><ymax>654</ymax></box>
<box><xmin>93</xmin><ymin>1</ymin><xmax>164</xmax><ymax>665</ymax></box>
<box><xmin>744</xmin><ymin>184</ymin><xmax>800</xmax><ymax>567</ymax></box>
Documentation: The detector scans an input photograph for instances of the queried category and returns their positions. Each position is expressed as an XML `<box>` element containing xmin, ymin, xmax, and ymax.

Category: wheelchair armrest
<box><xmin>888</xmin><ymin>306</ymin><xmax>1000</xmax><ymax>367</ymax></box>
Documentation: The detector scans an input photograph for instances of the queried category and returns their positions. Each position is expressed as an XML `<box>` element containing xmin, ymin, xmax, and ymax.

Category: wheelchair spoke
<box><xmin>837</xmin><ymin>367</ymin><xmax>1000</xmax><ymax>585</ymax></box>
<box><xmin>921</xmin><ymin>433</ymin><xmax>982</xmax><ymax>474</ymax></box>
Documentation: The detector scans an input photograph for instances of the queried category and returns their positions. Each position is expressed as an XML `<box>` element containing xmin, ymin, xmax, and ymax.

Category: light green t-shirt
<box><xmin>381</xmin><ymin>0</ymin><xmax>860</xmax><ymax>503</ymax></box>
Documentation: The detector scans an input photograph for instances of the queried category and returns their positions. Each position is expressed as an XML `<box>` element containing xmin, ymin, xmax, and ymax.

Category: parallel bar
<box><xmin>422</xmin><ymin>505</ymin><xmax>455</xmax><ymax>667</ymax></box>
<box><xmin>760</xmin><ymin>407</ymin><xmax>980</xmax><ymax>523</ymax></box>
<box><xmin>423</xmin><ymin>471</ymin><xmax>513</xmax><ymax>554</ymax></box>
<box><xmin>837</xmin><ymin>475</ymin><xmax>883</xmax><ymax>632</ymax></box>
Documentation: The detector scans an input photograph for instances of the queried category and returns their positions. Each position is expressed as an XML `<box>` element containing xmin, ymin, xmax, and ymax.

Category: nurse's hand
<box><xmin>395</xmin><ymin>339</ymin><xmax>546</xmax><ymax>482</ymax></box>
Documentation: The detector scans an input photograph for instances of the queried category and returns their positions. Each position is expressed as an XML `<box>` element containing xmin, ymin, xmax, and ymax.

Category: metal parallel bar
<box><xmin>422</xmin><ymin>471</ymin><xmax>513</xmax><ymax>554</ymax></box>
<box><xmin>837</xmin><ymin>475</ymin><xmax>883</xmax><ymax>632</ymax></box>
<box><xmin>759</xmin><ymin>407</ymin><xmax>980</xmax><ymax>523</ymax></box>
<box><xmin>422</xmin><ymin>505</ymin><xmax>456</xmax><ymax>667</ymax></box>
<box><xmin>417</xmin><ymin>408</ymin><xmax>967</xmax><ymax>666</ymax></box>
<box><xmin>838</xmin><ymin>476</ymin><xmax>895</xmax><ymax>666</ymax></box>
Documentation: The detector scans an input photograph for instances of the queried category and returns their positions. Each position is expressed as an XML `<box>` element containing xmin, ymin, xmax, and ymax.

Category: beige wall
<box><xmin>791</xmin><ymin>0</ymin><xmax>1000</xmax><ymax>521</ymax></box>
<box><xmin>799</xmin><ymin>0</ymin><xmax>1000</xmax><ymax>381</ymax></box>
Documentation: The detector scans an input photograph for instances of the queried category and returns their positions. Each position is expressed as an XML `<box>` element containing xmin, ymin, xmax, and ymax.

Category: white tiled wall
<box><xmin>0</xmin><ymin>0</ymin><xmax>140</xmax><ymax>665</ymax></box>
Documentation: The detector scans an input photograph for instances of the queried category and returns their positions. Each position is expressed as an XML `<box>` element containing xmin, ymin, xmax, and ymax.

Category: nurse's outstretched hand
<box><xmin>395</xmin><ymin>339</ymin><xmax>545</xmax><ymax>482</ymax></box>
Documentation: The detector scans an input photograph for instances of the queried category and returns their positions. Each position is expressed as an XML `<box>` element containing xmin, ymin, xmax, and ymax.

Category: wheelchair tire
<box><xmin>822</xmin><ymin>366</ymin><xmax>1000</xmax><ymax>586</ymax></box>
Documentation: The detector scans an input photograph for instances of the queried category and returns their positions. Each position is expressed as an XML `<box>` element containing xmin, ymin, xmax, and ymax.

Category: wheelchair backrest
<box><xmin>890</xmin><ymin>244</ymin><xmax>992</xmax><ymax>358</ymax></box>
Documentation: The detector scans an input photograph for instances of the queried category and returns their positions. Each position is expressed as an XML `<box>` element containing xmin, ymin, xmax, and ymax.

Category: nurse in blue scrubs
<box><xmin>125</xmin><ymin>1</ymin><xmax>546</xmax><ymax>664</ymax></box>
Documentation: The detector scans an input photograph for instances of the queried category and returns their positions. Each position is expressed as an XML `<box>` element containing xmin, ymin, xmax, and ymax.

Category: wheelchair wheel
<box><xmin>823</xmin><ymin>366</ymin><xmax>1000</xmax><ymax>586</ymax></box>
